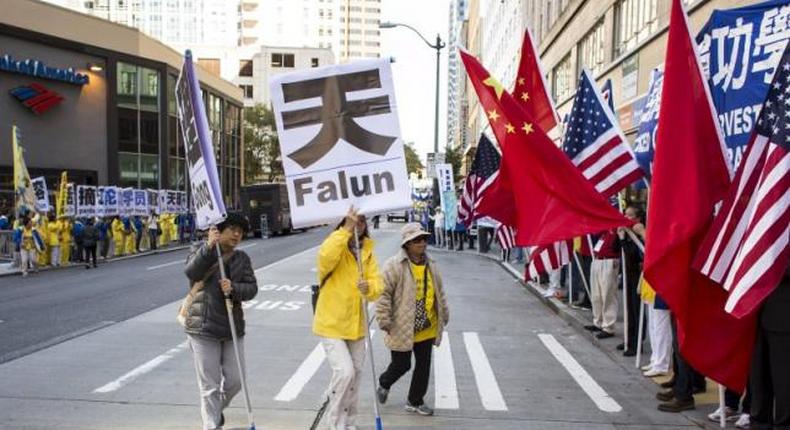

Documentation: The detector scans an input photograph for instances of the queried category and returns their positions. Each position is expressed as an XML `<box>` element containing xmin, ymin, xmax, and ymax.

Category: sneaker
<box><xmin>405</xmin><ymin>403</ymin><xmax>434</xmax><ymax>416</ymax></box>
<box><xmin>376</xmin><ymin>386</ymin><xmax>389</xmax><ymax>404</ymax></box>
<box><xmin>708</xmin><ymin>406</ymin><xmax>738</xmax><ymax>423</ymax></box>
<box><xmin>595</xmin><ymin>331</ymin><xmax>615</xmax><ymax>339</ymax></box>
<box><xmin>656</xmin><ymin>389</ymin><xmax>674</xmax><ymax>402</ymax></box>
<box><xmin>542</xmin><ymin>287</ymin><xmax>558</xmax><ymax>297</ymax></box>
<box><xmin>734</xmin><ymin>413</ymin><xmax>750</xmax><ymax>429</ymax></box>
<box><xmin>643</xmin><ymin>369</ymin><xmax>668</xmax><ymax>377</ymax></box>
<box><xmin>641</xmin><ymin>364</ymin><xmax>653</xmax><ymax>371</ymax></box>
<box><xmin>583</xmin><ymin>325</ymin><xmax>601</xmax><ymax>332</ymax></box>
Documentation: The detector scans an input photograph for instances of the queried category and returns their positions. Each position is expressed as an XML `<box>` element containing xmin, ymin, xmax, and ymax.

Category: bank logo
<box><xmin>280</xmin><ymin>68</ymin><xmax>397</xmax><ymax>168</ymax></box>
<box><xmin>10</xmin><ymin>83</ymin><xmax>64</xmax><ymax>115</ymax></box>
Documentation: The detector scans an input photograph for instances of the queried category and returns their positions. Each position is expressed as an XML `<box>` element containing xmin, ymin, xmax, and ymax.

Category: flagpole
<box><xmin>216</xmin><ymin>241</ymin><xmax>256</xmax><ymax>430</ymax></box>
<box><xmin>635</xmin><ymin>272</ymin><xmax>647</xmax><ymax>368</ymax></box>
<box><xmin>621</xmin><ymin>248</ymin><xmax>629</xmax><ymax>351</ymax></box>
<box><xmin>354</xmin><ymin>226</ymin><xmax>384</xmax><ymax>430</ymax></box>
<box><xmin>572</xmin><ymin>251</ymin><xmax>592</xmax><ymax>299</ymax></box>
<box><xmin>718</xmin><ymin>385</ymin><xmax>726</xmax><ymax>428</ymax></box>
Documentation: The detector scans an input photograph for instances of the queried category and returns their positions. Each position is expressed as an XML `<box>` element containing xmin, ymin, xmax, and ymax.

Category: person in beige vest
<box><xmin>375</xmin><ymin>223</ymin><xmax>449</xmax><ymax>416</ymax></box>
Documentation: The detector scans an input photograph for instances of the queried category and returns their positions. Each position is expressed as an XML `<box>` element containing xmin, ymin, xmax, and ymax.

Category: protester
<box><xmin>82</xmin><ymin>218</ymin><xmax>99</xmax><ymax>269</ymax></box>
<box><xmin>148</xmin><ymin>213</ymin><xmax>159</xmax><ymax>250</ymax></box>
<box><xmin>14</xmin><ymin>218</ymin><xmax>41</xmax><ymax>277</ymax></box>
<box><xmin>431</xmin><ymin>208</ymin><xmax>445</xmax><ymax>248</ymax></box>
<box><xmin>453</xmin><ymin>221</ymin><xmax>466</xmax><ymax>251</ymax></box>
<box><xmin>133</xmin><ymin>215</ymin><xmax>144</xmax><ymax>252</ymax></box>
<box><xmin>47</xmin><ymin>213</ymin><xmax>61</xmax><ymax>267</ymax></box>
<box><xmin>584</xmin><ymin>230</ymin><xmax>620</xmax><ymax>339</ymax></box>
<box><xmin>617</xmin><ymin>205</ymin><xmax>646</xmax><ymax>357</ymax></box>
<box><xmin>376</xmin><ymin>223</ymin><xmax>449</xmax><ymax>416</ymax></box>
<box><xmin>73</xmin><ymin>218</ymin><xmax>84</xmax><ymax>262</ymax></box>
<box><xmin>748</xmin><ymin>267</ymin><xmax>789</xmax><ymax>429</ymax></box>
<box><xmin>570</xmin><ymin>237</ymin><xmax>593</xmax><ymax>309</ymax></box>
<box><xmin>183</xmin><ymin>213</ymin><xmax>258</xmax><ymax>430</ymax></box>
<box><xmin>98</xmin><ymin>217</ymin><xmax>111</xmax><ymax>259</ymax></box>
<box><xmin>59</xmin><ymin>216</ymin><xmax>72</xmax><ymax>265</ymax></box>
<box><xmin>111</xmin><ymin>216</ymin><xmax>125</xmax><ymax>257</ymax></box>
<box><xmin>35</xmin><ymin>214</ymin><xmax>50</xmax><ymax>266</ymax></box>
<box><xmin>313</xmin><ymin>208</ymin><xmax>383</xmax><ymax>430</ymax></box>
<box><xmin>122</xmin><ymin>216</ymin><xmax>135</xmax><ymax>255</ymax></box>
<box><xmin>643</xmin><ymin>292</ymin><xmax>672</xmax><ymax>378</ymax></box>
<box><xmin>656</xmin><ymin>317</ymin><xmax>706</xmax><ymax>412</ymax></box>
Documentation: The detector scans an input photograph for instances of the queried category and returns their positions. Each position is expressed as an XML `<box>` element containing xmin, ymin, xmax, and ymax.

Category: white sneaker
<box><xmin>707</xmin><ymin>406</ymin><xmax>738</xmax><ymax>422</ymax></box>
<box><xmin>734</xmin><ymin>413</ymin><xmax>750</xmax><ymax>429</ymax></box>
<box><xmin>543</xmin><ymin>286</ymin><xmax>558</xmax><ymax>297</ymax></box>
<box><xmin>643</xmin><ymin>368</ymin><xmax>668</xmax><ymax>377</ymax></box>
<box><xmin>640</xmin><ymin>364</ymin><xmax>652</xmax><ymax>371</ymax></box>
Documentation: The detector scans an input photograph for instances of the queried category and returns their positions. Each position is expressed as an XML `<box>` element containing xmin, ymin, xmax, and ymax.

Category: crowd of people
<box><xmin>0</xmin><ymin>209</ymin><xmax>196</xmax><ymax>276</ymax></box>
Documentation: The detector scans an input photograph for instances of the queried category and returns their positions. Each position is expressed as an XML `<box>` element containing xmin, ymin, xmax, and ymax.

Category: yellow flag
<box><xmin>641</xmin><ymin>279</ymin><xmax>656</xmax><ymax>304</ymax></box>
<box><xmin>56</xmin><ymin>171</ymin><xmax>68</xmax><ymax>218</ymax></box>
<box><xmin>12</xmin><ymin>125</ymin><xmax>37</xmax><ymax>215</ymax></box>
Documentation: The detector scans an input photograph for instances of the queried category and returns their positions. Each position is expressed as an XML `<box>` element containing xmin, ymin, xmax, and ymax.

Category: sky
<box><xmin>380</xmin><ymin>0</ymin><xmax>451</xmax><ymax>160</ymax></box>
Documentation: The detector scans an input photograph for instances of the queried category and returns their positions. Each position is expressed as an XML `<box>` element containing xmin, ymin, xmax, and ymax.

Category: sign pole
<box><xmin>354</xmin><ymin>226</ymin><xmax>384</xmax><ymax>430</ymax></box>
<box><xmin>216</xmin><ymin>241</ymin><xmax>256</xmax><ymax>430</ymax></box>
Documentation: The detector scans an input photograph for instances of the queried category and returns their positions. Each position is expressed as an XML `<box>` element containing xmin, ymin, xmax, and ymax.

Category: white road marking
<box><xmin>538</xmin><ymin>333</ymin><xmax>622</xmax><ymax>413</ymax></box>
<box><xmin>146</xmin><ymin>260</ymin><xmax>183</xmax><ymax>271</ymax></box>
<box><xmin>236</xmin><ymin>242</ymin><xmax>258</xmax><ymax>250</ymax></box>
<box><xmin>434</xmin><ymin>331</ymin><xmax>459</xmax><ymax>409</ymax></box>
<box><xmin>255</xmin><ymin>245</ymin><xmax>320</xmax><ymax>275</ymax></box>
<box><xmin>274</xmin><ymin>343</ymin><xmax>327</xmax><ymax>402</ymax></box>
<box><xmin>93</xmin><ymin>341</ymin><xmax>189</xmax><ymax>393</ymax></box>
<box><xmin>463</xmin><ymin>332</ymin><xmax>508</xmax><ymax>411</ymax></box>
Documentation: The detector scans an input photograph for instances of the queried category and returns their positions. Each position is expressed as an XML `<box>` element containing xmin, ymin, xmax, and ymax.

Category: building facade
<box><xmin>0</xmin><ymin>0</ymin><xmax>245</xmax><ymax>210</ymax></box>
<box><xmin>446</xmin><ymin>0</ymin><xmax>468</xmax><ymax>153</ymax></box>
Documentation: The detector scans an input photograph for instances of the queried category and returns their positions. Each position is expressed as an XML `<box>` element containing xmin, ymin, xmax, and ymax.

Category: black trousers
<box><xmin>571</xmin><ymin>253</ymin><xmax>592</xmax><ymax>303</ymax></box>
<box><xmin>379</xmin><ymin>338</ymin><xmax>434</xmax><ymax>406</ymax></box>
<box><xmin>84</xmin><ymin>245</ymin><xmax>97</xmax><ymax>267</ymax></box>
<box><xmin>624</xmin><ymin>267</ymin><xmax>642</xmax><ymax>351</ymax></box>
<box><xmin>671</xmin><ymin>316</ymin><xmax>705</xmax><ymax>401</ymax></box>
<box><xmin>725</xmin><ymin>387</ymin><xmax>751</xmax><ymax>412</ymax></box>
<box><xmin>749</xmin><ymin>326</ymin><xmax>790</xmax><ymax>429</ymax></box>
<box><xmin>149</xmin><ymin>230</ymin><xmax>158</xmax><ymax>250</ymax></box>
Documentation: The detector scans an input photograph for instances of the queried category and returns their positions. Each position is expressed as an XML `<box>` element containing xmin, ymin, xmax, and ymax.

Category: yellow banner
<box><xmin>12</xmin><ymin>125</ymin><xmax>37</xmax><ymax>214</ymax></box>
<box><xmin>56</xmin><ymin>171</ymin><xmax>68</xmax><ymax>218</ymax></box>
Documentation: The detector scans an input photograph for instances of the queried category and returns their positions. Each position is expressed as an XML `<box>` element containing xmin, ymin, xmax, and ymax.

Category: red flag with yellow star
<box><xmin>460</xmin><ymin>49</ymin><xmax>631</xmax><ymax>246</ymax></box>
<box><xmin>513</xmin><ymin>28</ymin><xmax>559</xmax><ymax>133</ymax></box>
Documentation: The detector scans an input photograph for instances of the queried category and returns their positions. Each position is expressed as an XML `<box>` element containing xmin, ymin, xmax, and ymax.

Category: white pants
<box><xmin>434</xmin><ymin>225</ymin><xmax>445</xmax><ymax>247</ymax></box>
<box><xmin>188</xmin><ymin>334</ymin><xmax>245</xmax><ymax>430</ymax></box>
<box><xmin>20</xmin><ymin>249</ymin><xmax>37</xmax><ymax>274</ymax></box>
<box><xmin>549</xmin><ymin>268</ymin><xmax>562</xmax><ymax>289</ymax></box>
<box><xmin>320</xmin><ymin>337</ymin><xmax>366</xmax><ymax>430</ymax></box>
<box><xmin>647</xmin><ymin>306</ymin><xmax>672</xmax><ymax>373</ymax></box>
<box><xmin>50</xmin><ymin>246</ymin><xmax>60</xmax><ymax>267</ymax></box>
<box><xmin>590</xmin><ymin>258</ymin><xmax>619</xmax><ymax>333</ymax></box>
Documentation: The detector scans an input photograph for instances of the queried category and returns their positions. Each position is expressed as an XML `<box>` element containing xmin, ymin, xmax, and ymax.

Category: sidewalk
<box><xmin>431</xmin><ymin>244</ymin><xmax>729</xmax><ymax>430</ymax></box>
<box><xmin>0</xmin><ymin>242</ymin><xmax>193</xmax><ymax>278</ymax></box>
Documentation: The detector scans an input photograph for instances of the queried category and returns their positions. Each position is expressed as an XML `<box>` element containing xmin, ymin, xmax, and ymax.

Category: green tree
<box><xmin>404</xmin><ymin>142</ymin><xmax>424</xmax><ymax>176</ymax></box>
<box><xmin>244</xmin><ymin>104</ymin><xmax>283</xmax><ymax>183</ymax></box>
<box><xmin>444</xmin><ymin>143</ymin><xmax>463</xmax><ymax>185</ymax></box>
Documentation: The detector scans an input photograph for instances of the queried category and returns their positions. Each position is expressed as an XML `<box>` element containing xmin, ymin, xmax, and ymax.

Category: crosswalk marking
<box><xmin>93</xmin><ymin>341</ymin><xmax>189</xmax><ymax>393</ymax></box>
<box><xmin>274</xmin><ymin>343</ymin><xmax>326</xmax><ymax>402</ymax></box>
<box><xmin>463</xmin><ymin>332</ymin><xmax>508</xmax><ymax>411</ymax></box>
<box><xmin>433</xmin><ymin>331</ymin><xmax>459</xmax><ymax>409</ymax></box>
<box><xmin>538</xmin><ymin>333</ymin><xmax>622</xmax><ymax>413</ymax></box>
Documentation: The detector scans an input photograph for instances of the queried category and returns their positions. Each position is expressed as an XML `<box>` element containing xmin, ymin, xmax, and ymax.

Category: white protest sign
<box><xmin>147</xmin><ymin>189</ymin><xmax>160</xmax><ymax>214</ymax></box>
<box><xmin>133</xmin><ymin>189</ymin><xmax>148</xmax><ymax>216</ymax></box>
<box><xmin>65</xmin><ymin>183</ymin><xmax>76</xmax><ymax>217</ymax></box>
<box><xmin>31</xmin><ymin>176</ymin><xmax>50</xmax><ymax>213</ymax></box>
<box><xmin>269</xmin><ymin>58</ymin><xmax>411</xmax><ymax>228</ymax></box>
<box><xmin>119</xmin><ymin>187</ymin><xmax>135</xmax><ymax>216</ymax></box>
<box><xmin>76</xmin><ymin>185</ymin><xmax>97</xmax><ymax>217</ymax></box>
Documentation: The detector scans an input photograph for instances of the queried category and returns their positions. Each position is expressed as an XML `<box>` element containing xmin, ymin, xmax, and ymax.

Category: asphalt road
<box><xmin>0</xmin><ymin>226</ymin><xmax>332</xmax><ymax>364</ymax></box>
<box><xmin>0</xmin><ymin>221</ymin><xmax>706</xmax><ymax>429</ymax></box>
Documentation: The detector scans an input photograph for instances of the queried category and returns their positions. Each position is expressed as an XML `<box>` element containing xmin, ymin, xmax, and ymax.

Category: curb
<box><xmin>0</xmin><ymin>243</ymin><xmax>193</xmax><ymax>278</ymax></box>
<box><xmin>430</xmin><ymin>245</ymin><xmax>715</xmax><ymax>429</ymax></box>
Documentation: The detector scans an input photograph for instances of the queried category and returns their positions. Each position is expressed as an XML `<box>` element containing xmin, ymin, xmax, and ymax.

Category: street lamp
<box><xmin>380</xmin><ymin>21</ymin><xmax>445</xmax><ymax>155</ymax></box>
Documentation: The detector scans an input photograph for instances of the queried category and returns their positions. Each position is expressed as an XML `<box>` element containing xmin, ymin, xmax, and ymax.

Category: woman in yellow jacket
<box><xmin>111</xmin><ymin>216</ymin><xmax>125</xmax><ymax>257</ymax></box>
<box><xmin>59</xmin><ymin>217</ymin><xmax>72</xmax><ymax>265</ymax></box>
<box><xmin>47</xmin><ymin>214</ymin><xmax>62</xmax><ymax>267</ymax></box>
<box><xmin>314</xmin><ymin>208</ymin><xmax>383</xmax><ymax>430</ymax></box>
<box><xmin>35</xmin><ymin>215</ymin><xmax>49</xmax><ymax>266</ymax></box>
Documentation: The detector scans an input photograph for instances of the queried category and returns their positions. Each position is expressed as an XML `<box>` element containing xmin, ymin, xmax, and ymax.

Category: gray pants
<box><xmin>320</xmin><ymin>337</ymin><xmax>366</xmax><ymax>430</ymax></box>
<box><xmin>188</xmin><ymin>334</ymin><xmax>245</xmax><ymax>430</ymax></box>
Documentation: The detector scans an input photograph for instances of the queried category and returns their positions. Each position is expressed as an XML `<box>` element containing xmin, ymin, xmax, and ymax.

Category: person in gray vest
<box><xmin>184</xmin><ymin>213</ymin><xmax>258</xmax><ymax>430</ymax></box>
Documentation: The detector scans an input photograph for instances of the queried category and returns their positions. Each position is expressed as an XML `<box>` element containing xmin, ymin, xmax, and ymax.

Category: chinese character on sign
<box><xmin>753</xmin><ymin>5</ymin><xmax>790</xmax><ymax>84</ymax></box>
<box><xmin>279</xmin><ymin>68</ymin><xmax>397</xmax><ymax>168</ymax></box>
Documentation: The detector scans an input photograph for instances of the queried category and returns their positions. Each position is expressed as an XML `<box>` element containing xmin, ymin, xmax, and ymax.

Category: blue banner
<box><xmin>697</xmin><ymin>0</ymin><xmax>790</xmax><ymax>169</ymax></box>
<box><xmin>632</xmin><ymin>68</ymin><xmax>663</xmax><ymax>189</ymax></box>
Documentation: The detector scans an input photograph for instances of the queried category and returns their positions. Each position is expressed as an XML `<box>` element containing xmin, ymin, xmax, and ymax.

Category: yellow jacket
<box><xmin>313</xmin><ymin>228</ymin><xmax>383</xmax><ymax>340</ymax></box>
<box><xmin>111</xmin><ymin>218</ymin><xmax>124</xmax><ymax>239</ymax></box>
<box><xmin>59</xmin><ymin>220</ymin><xmax>72</xmax><ymax>244</ymax></box>
<box><xmin>48</xmin><ymin>221</ymin><xmax>62</xmax><ymax>246</ymax></box>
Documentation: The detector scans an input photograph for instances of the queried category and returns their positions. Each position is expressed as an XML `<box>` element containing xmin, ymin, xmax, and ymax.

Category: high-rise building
<box><xmin>41</xmin><ymin>0</ymin><xmax>242</xmax><ymax>48</ymax></box>
<box><xmin>243</xmin><ymin>0</ymin><xmax>381</xmax><ymax>63</ymax></box>
<box><xmin>446</xmin><ymin>0</ymin><xmax>468</xmax><ymax>151</ymax></box>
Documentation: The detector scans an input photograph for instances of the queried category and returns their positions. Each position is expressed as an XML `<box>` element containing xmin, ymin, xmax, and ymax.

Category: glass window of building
<box><xmin>577</xmin><ymin>19</ymin><xmax>606</xmax><ymax>76</ymax></box>
<box><xmin>239</xmin><ymin>59</ymin><xmax>253</xmax><ymax>77</ymax></box>
<box><xmin>117</xmin><ymin>62</ymin><xmax>160</xmax><ymax>189</ymax></box>
<box><xmin>311</xmin><ymin>58</ymin><xmax>319</xmax><ymax>67</ymax></box>
<box><xmin>167</xmin><ymin>74</ymin><xmax>185</xmax><ymax>192</ymax></box>
<box><xmin>614</xmin><ymin>0</ymin><xmax>659</xmax><ymax>58</ymax></box>
<box><xmin>551</xmin><ymin>54</ymin><xmax>573</xmax><ymax>102</ymax></box>
<box><xmin>283</xmin><ymin>53</ymin><xmax>295</xmax><ymax>68</ymax></box>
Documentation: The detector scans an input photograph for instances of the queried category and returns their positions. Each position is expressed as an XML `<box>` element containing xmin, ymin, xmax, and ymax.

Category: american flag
<box><xmin>693</xmin><ymin>45</ymin><xmax>790</xmax><ymax>318</ymax></box>
<box><xmin>527</xmin><ymin>240</ymin><xmax>572</xmax><ymax>279</ymax></box>
<box><xmin>496</xmin><ymin>223</ymin><xmax>516</xmax><ymax>250</ymax></box>
<box><xmin>458</xmin><ymin>133</ymin><xmax>501</xmax><ymax>226</ymax></box>
<box><xmin>563</xmin><ymin>70</ymin><xmax>644</xmax><ymax>197</ymax></box>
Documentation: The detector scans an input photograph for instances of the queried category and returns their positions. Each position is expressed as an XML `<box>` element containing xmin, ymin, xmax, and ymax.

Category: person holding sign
<box><xmin>183</xmin><ymin>213</ymin><xmax>258</xmax><ymax>430</ymax></box>
<box><xmin>314</xmin><ymin>208</ymin><xmax>383</xmax><ymax>430</ymax></box>
<box><xmin>375</xmin><ymin>223</ymin><xmax>449</xmax><ymax>416</ymax></box>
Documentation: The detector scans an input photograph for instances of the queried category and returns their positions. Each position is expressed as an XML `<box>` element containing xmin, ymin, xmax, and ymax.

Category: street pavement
<box><xmin>0</xmin><ymin>221</ymin><xmax>705</xmax><ymax>429</ymax></box>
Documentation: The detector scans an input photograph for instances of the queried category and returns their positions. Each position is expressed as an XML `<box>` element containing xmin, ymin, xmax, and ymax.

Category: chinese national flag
<box><xmin>643</xmin><ymin>0</ymin><xmax>757</xmax><ymax>392</ymax></box>
<box><xmin>512</xmin><ymin>28</ymin><xmax>559</xmax><ymax>133</ymax></box>
<box><xmin>460</xmin><ymin>50</ymin><xmax>631</xmax><ymax>246</ymax></box>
